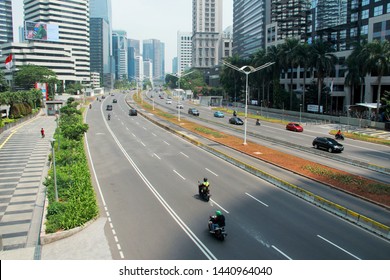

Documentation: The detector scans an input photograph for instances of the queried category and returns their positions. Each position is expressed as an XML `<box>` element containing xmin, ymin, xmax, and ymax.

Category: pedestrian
<box><xmin>41</xmin><ymin>128</ymin><xmax>45</xmax><ymax>138</ymax></box>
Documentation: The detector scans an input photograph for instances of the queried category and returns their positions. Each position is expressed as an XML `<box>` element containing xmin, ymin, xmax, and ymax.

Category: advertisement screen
<box><xmin>25</xmin><ymin>21</ymin><xmax>59</xmax><ymax>42</ymax></box>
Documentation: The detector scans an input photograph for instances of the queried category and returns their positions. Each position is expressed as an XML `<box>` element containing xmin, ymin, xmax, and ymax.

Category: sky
<box><xmin>12</xmin><ymin>0</ymin><xmax>233</xmax><ymax>73</ymax></box>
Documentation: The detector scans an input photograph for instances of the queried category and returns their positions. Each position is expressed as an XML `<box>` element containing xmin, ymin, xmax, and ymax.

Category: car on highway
<box><xmin>166</xmin><ymin>99</ymin><xmax>172</xmax><ymax>104</ymax></box>
<box><xmin>188</xmin><ymin>108</ymin><xmax>199</xmax><ymax>116</ymax></box>
<box><xmin>312</xmin><ymin>137</ymin><xmax>344</xmax><ymax>153</ymax></box>
<box><xmin>129</xmin><ymin>109</ymin><xmax>137</xmax><ymax>116</ymax></box>
<box><xmin>113</xmin><ymin>99</ymin><xmax>117</xmax><ymax>103</ymax></box>
<box><xmin>229</xmin><ymin>117</ymin><xmax>244</xmax><ymax>125</ymax></box>
<box><xmin>214</xmin><ymin>111</ymin><xmax>224</xmax><ymax>118</ymax></box>
<box><xmin>286</xmin><ymin>122</ymin><xmax>303</xmax><ymax>132</ymax></box>
<box><xmin>176</xmin><ymin>104</ymin><xmax>184</xmax><ymax>109</ymax></box>
<box><xmin>106</xmin><ymin>105</ymin><xmax>112</xmax><ymax>111</ymax></box>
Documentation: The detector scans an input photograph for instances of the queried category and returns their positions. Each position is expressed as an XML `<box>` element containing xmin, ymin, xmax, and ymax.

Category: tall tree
<box><xmin>265</xmin><ymin>44</ymin><xmax>283</xmax><ymax>107</ymax></box>
<box><xmin>310</xmin><ymin>39</ymin><xmax>337</xmax><ymax>113</ymax></box>
<box><xmin>362</xmin><ymin>39</ymin><xmax>390</xmax><ymax>118</ymax></box>
<box><xmin>14</xmin><ymin>65</ymin><xmax>58</xmax><ymax>90</ymax></box>
<box><xmin>295</xmin><ymin>42</ymin><xmax>312</xmax><ymax>112</ymax></box>
<box><xmin>281</xmin><ymin>38</ymin><xmax>300</xmax><ymax>110</ymax></box>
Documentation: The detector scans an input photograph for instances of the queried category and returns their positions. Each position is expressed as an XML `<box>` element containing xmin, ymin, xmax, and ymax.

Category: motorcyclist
<box><xmin>233</xmin><ymin>110</ymin><xmax>237</xmax><ymax>117</ymax></box>
<box><xmin>199</xmin><ymin>178</ymin><xmax>210</xmax><ymax>195</ymax></box>
<box><xmin>210</xmin><ymin>210</ymin><xmax>225</xmax><ymax>232</ymax></box>
<box><xmin>335</xmin><ymin>129</ymin><xmax>343</xmax><ymax>140</ymax></box>
<box><xmin>89</xmin><ymin>104</ymin><xmax>92</xmax><ymax>109</ymax></box>
<box><xmin>108</xmin><ymin>113</ymin><xmax>111</xmax><ymax>120</ymax></box>
<box><xmin>256</xmin><ymin>119</ymin><xmax>261</xmax><ymax>126</ymax></box>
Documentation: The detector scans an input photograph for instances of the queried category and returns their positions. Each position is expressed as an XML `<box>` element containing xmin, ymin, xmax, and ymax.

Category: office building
<box><xmin>0</xmin><ymin>0</ymin><xmax>13</xmax><ymax>48</ymax></box>
<box><xmin>177</xmin><ymin>31</ymin><xmax>192</xmax><ymax>74</ymax></box>
<box><xmin>112</xmin><ymin>30</ymin><xmax>128</xmax><ymax>80</ymax></box>
<box><xmin>221</xmin><ymin>25</ymin><xmax>233</xmax><ymax>59</ymax></box>
<box><xmin>143</xmin><ymin>39</ymin><xmax>165</xmax><ymax>80</ymax></box>
<box><xmin>192</xmin><ymin>0</ymin><xmax>223</xmax><ymax>68</ymax></box>
<box><xmin>127</xmin><ymin>39</ymin><xmax>140</xmax><ymax>80</ymax></box>
<box><xmin>233</xmin><ymin>0</ymin><xmax>269</xmax><ymax>58</ymax></box>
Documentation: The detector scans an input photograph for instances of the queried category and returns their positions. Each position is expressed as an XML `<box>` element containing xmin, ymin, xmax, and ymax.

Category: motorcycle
<box><xmin>108</xmin><ymin>114</ymin><xmax>111</xmax><ymax>121</ymax></box>
<box><xmin>256</xmin><ymin>119</ymin><xmax>261</xmax><ymax>126</ymax></box>
<box><xmin>208</xmin><ymin>217</ymin><xmax>227</xmax><ymax>241</ymax></box>
<box><xmin>89</xmin><ymin>104</ymin><xmax>92</xmax><ymax>109</ymax></box>
<box><xmin>198</xmin><ymin>182</ymin><xmax>211</xmax><ymax>202</ymax></box>
<box><xmin>335</xmin><ymin>133</ymin><xmax>344</xmax><ymax>140</ymax></box>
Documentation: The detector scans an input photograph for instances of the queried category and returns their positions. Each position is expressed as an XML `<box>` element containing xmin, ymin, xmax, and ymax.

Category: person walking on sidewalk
<box><xmin>41</xmin><ymin>128</ymin><xmax>45</xmax><ymax>138</ymax></box>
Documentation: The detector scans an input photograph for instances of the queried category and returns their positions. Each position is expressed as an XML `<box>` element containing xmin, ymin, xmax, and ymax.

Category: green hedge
<box><xmin>44</xmin><ymin>101</ymin><xmax>98</xmax><ymax>233</ymax></box>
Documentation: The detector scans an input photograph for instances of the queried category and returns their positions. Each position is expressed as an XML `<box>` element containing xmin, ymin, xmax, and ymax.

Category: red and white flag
<box><xmin>5</xmin><ymin>54</ymin><xmax>13</xmax><ymax>70</ymax></box>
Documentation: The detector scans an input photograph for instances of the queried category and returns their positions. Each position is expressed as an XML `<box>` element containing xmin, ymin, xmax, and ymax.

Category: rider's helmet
<box><xmin>204</xmin><ymin>178</ymin><xmax>208</xmax><ymax>182</ymax></box>
<box><xmin>215</xmin><ymin>210</ymin><xmax>222</xmax><ymax>216</ymax></box>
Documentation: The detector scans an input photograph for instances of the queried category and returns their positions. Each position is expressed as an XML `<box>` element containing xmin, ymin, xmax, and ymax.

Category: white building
<box><xmin>177</xmin><ymin>31</ymin><xmax>192</xmax><ymax>74</ymax></box>
<box><xmin>192</xmin><ymin>0</ymin><xmax>223</xmax><ymax>69</ymax></box>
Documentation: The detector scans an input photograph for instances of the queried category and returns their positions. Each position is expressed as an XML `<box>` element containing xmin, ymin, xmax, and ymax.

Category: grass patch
<box><xmin>330</xmin><ymin>130</ymin><xmax>390</xmax><ymax>146</ymax></box>
<box><xmin>194</xmin><ymin>127</ymin><xmax>226</xmax><ymax>138</ymax></box>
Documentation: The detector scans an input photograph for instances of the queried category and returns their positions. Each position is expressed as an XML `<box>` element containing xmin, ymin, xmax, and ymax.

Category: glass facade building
<box><xmin>0</xmin><ymin>0</ymin><xmax>13</xmax><ymax>48</ymax></box>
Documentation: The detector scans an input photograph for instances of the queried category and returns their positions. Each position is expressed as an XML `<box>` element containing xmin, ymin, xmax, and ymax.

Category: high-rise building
<box><xmin>24</xmin><ymin>0</ymin><xmax>90</xmax><ymax>84</ymax></box>
<box><xmin>143</xmin><ymin>39</ymin><xmax>165</xmax><ymax>80</ymax></box>
<box><xmin>221</xmin><ymin>26</ymin><xmax>233</xmax><ymax>59</ymax></box>
<box><xmin>192</xmin><ymin>0</ymin><xmax>223</xmax><ymax>68</ymax></box>
<box><xmin>128</xmin><ymin>39</ymin><xmax>141</xmax><ymax>56</ymax></box>
<box><xmin>127</xmin><ymin>39</ymin><xmax>140</xmax><ymax>80</ymax></box>
<box><xmin>233</xmin><ymin>0</ymin><xmax>269</xmax><ymax>58</ymax></box>
<box><xmin>90</xmin><ymin>0</ymin><xmax>114</xmax><ymax>89</ymax></box>
<box><xmin>177</xmin><ymin>31</ymin><xmax>192</xmax><ymax>74</ymax></box>
<box><xmin>112</xmin><ymin>30</ymin><xmax>128</xmax><ymax>80</ymax></box>
<box><xmin>0</xmin><ymin>0</ymin><xmax>13</xmax><ymax>48</ymax></box>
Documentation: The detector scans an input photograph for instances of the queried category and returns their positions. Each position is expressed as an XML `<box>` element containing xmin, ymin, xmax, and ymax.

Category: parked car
<box><xmin>166</xmin><ymin>99</ymin><xmax>172</xmax><ymax>104</ymax></box>
<box><xmin>176</xmin><ymin>104</ymin><xmax>184</xmax><ymax>109</ymax></box>
<box><xmin>113</xmin><ymin>99</ymin><xmax>117</xmax><ymax>103</ymax></box>
<box><xmin>312</xmin><ymin>137</ymin><xmax>344</xmax><ymax>153</ymax></box>
<box><xmin>106</xmin><ymin>105</ymin><xmax>112</xmax><ymax>111</ymax></box>
<box><xmin>188</xmin><ymin>108</ymin><xmax>199</xmax><ymax>116</ymax></box>
<box><xmin>214</xmin><ymin>111</ymin><xmax>224</xmax><ymax>118</ymax></box>
<box><xmin>129</xmin><ymin>109</ymin><xmax>137</xmax><ymax>116</ymax></box>
<box><xmin>286</xmin><ymin>122</ymin><xmax>303</xmax><ymax>132</ymax></box>
<box><xmin>229</xmin><ymin>117</ymin><xmax>244</xmax><ymax>125</ymax></box>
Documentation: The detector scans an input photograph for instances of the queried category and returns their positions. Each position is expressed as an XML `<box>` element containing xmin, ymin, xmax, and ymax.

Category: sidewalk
<box><xmin>0</xmin><ymin>112</ymin><xmax>112</xmax><ymax>260</ymax></box>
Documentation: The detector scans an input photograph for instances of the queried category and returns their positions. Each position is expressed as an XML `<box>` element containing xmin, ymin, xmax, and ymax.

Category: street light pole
<box><xmin>223</xmin><ymin>61</ymin><xmax>275</xmax><ymax>145</ymax></box>
<box><xmin>299</xmin><ymin>103</ymin><xmax>302</xmax><ymax>124</ymax></box>
<box><xmin>167</xmin><ymin>71</ymin><xmax>194</xmax><ymax>121</ymax></box>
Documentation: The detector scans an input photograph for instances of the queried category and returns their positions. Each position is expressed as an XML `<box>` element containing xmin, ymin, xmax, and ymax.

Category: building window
<box><xmin>351</xmin><ymin>13</ymin><xmax>358</xmax><ymax>22</ymax></box>
<box><xmin>374</xmin><ymin>5</ymin><xmax>383</xmax><ymax>16</ymax></box>
<box><xmin>350</xmin><ymin>27</ymin><xmax>358</xmax><ymax>37</ymax></box>
<box><xmin>361</xmin><ymin>25</ymin><xmax>368</xmax><ymax>35</ymax></box>
<box><xmin>362</xmin><ymin>10</ymin><xmax>369</xmax><ymax>19</ymax></box>
<box><xmin>362</xmin><ymin>0</ymin><xmax>369</xmax><ymax>5</ymax></box>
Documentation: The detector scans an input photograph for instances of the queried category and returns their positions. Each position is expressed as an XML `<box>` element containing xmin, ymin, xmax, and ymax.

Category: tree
<box><xmin>220</xmin><ymin>55</ymin><xmax>245</xmax><ymax>102</ymax></box>
<box><xmin>0</xmin><ymin>70</ymin><xmax>9</xmax><ymax>92</ymax></box>
<box><xmin>295</xmin><ymin>42</ymin><xmax>312</xmax><ymax>111</ymax></box>
<box><xmin>362</xmin><ymin>39</ymin><xmax>390</xmax><ymax>118</ymax></box>
<box><xmin>265</xmin><ymin>44</ymin><xmax>284</xmax><ymax>108</ymax></box>
<box><xmin>281</xmin><ymin>38</ymin><xmax>300</xmax><ymax>110</ymax></box>
<box><xmin>14</xmin><ymin>65</ymin><xmax>57</xmax><ymax>90</ymax></box>
<box><xmin>310</xmin><ymin>39</ymin><xmax>337</xmax><ymax>113</ymax></box>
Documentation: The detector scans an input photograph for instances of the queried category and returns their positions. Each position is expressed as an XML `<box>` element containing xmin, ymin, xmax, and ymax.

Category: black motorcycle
<box><xmin>335</xmin><ymin>133</ymin><xmax>344</xmax><ymax>140</ymax></box>
<box><xmin>108</xmin><ymin>114</ymin><xmax>111</xmax><ymax>121</ymax></box>
<box><xmin>208</xmin><ymin>217</ymin><xmax>227</xmax><ymax>241</ymax></box>
<box><xmin>198</xmin><ymin>182</ymin><xmax>211</xmax><ymax>202</ymax></box>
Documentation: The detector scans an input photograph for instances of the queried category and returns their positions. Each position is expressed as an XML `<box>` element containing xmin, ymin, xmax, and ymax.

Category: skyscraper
<box><xmin>112</xmin><ymin>30</ymin><xmax>128</xmax><ymax>80</ymax></box>
<box><xmin>233</xmin><ymin>0</ymin><xmax>269</xmax><ymax>58</ymax></box>
<box><xmin>0</xmin><ymin>0</ymin><xmax>13</xmax><ymax>48</ymax></box>
<box><xmin>177</xmin><ymin>31</ymin><xmax>192</xmax><ymax>74</ymax></box>
<box><xmin>90</xmin><ymin>0</ymin><xmax>114</xmax><ymax>89</ymax></box>
<box><xmin>192</xmin><ymin>0</ymin><xmax>223</xmax><ymax>68</ymax></box>
<box><xmin>143</xmin><ymin>39</ymin><xmax>165</xmax><ymax>80</ymax></box>
<box><xmin>24</xmin><ymin>0</ymin><xmax>90</xmax><ymax>83</ymax></box>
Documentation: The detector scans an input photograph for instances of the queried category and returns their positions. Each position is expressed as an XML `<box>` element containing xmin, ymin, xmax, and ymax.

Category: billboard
<box><xmin>25</xmin><ymin>21</ymin><xmax>59</xmax><ymax>42</ymax></box>
<box><xmin>35</xmin><ymin>83</ymin><xmax>49</xmax><ymax>101</ymax></box>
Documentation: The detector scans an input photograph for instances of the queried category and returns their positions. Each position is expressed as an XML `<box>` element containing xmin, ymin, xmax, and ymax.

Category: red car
<box><xmin>286</xmin><ymin>122</ymin><xmax>303</xmax><ymax>132</ymax></box>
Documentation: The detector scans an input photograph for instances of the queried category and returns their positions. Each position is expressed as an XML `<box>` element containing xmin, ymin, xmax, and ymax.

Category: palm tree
<box><xmin>220</xmin><ymin>54</ymin><xmax>245</xmax><ymax>102</ymax></box>
<box><xmin>295</xmin><ymin>42</ymin><xmax>312</xmax><ymax>112</ymax></box>
<box><xmin>361</xmin><ymin>39</ymin><xmax>390</xmax><ymax>118</ymax></box>
<box><xmin>265</xmin><ymin>44</ymin><xmax>283</xmax><ymax>107</ymax></box>
<box><xmin>310</xmin><ymin>39</ymin><xmax>337</xmax><ymax>113</ymax></box>
<box><xmin>281</xmin><ymin>38</ymin><xmax>300</xmax><ymax>110</ymax></box>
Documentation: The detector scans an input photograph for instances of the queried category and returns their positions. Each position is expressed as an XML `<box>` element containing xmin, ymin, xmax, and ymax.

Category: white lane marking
<box><xmin>153</xmin><ymin>153</ymin><xmax>161</xmax><ymax>160</ymax></box>
<box><xmin>152</xmin><ymin>133</ymin><xmax>157</xmax><ymax>137</ymax></box>
<box><xmin>132</xmin><ymin>133</ymin><xmax>136</xmax><ymax>138</ymax></box>
<box><xmin>126</xmin><ymin>127</ymin><xmax>129</xmax><ymax>130</ymax></box>
<box><xmin>205</xmin><ymin>168</ymin><xmax>218</xmax><ymax>177</ymax></box>
<box><xmin>317</xmin><ymin>235</ymin><xmax>361</xmax><ymax>260</ymax></box>
<box><xmin>173</xmin><ymin>170</ymin><xmax>186</xmax><ymax>180</ymax></box>
<box><xmin>180</xmin><ymin>152</ymin><xmax>189</xmax><ymax>158</ymax></box>
<box><xmin>272</xmin><ymin>245</ymin><xmax>293</xmax><ymax>260</ymax></box>
<box><xmin>143</xmin><ymin>127</ymin><xmax>147</xmax><ymax>130</ymax></box>
<box><xmin>121</xmin><ymin>121</ymin><xmax>124</xmax><ymax>126</ymax></box>
<box><xmin>164</xmin><ymin>140</ymin><xmax>170</xmax><ymax>145</ymax></box>
<box><xmin>140</xmin><ymin>141</ymin><xmax>146</xmax><ymax>147</ymax></box>
<box><xmin>210</xmin><ymin>199</ymin><xmax>229</xmax><ymax>214</ymax></box>
<box><xmin>245</xmin><ymin>192</ymin><xmax>269</xmax><ymax>207</ymax></box>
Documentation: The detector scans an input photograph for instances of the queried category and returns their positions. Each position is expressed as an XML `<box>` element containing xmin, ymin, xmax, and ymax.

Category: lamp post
<box><xmin>299</xmin><ymin>103</ymin><xmax>302</xmax><ymax>124</ymax></box>
<box><xmin>223</xmin><ymin>61</ymin><xmax>274</xmax><ymax>145</ymax></box>
<box><xmin>167</xmin><ymin>71</ymin><xmax>194</xmax><ymax>121</ymax></box>
<box><xmin>50</xmin><ymin>138</ymin><xmax>58</xmax><ymax>202</ymax></box>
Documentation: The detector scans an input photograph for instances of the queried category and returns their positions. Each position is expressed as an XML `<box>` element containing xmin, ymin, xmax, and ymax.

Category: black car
<box><xmin>229</xmin><ymin>117</ymin><xmax>244</xmax><ymax>125</ymax></box>
<box><xmin>106</xmin><ymin>105</ymin><xmax>112</xmax><ymax>111</ymax></box>
<box><xmin>188</xmin><ymin>108</ymin><xmax>199</xmax><ymax>116</ymax></box>
<box><xmin>312</xmin><ymin>137</ymin><xmax>344</xmax><ymax>153</ymax></box>
<box><xmin>113</xmin><ymin>99</ymin><xmax>117</xmax><ymax>103</ymax></box>
<box><xmin>129</xmin><ymin>109</ymin><xmax>137</xmax><ymax>116</ymax></box>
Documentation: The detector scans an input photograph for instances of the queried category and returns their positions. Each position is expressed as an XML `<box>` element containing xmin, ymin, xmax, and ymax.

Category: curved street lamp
<box><xmin>167</xmin><ymin>71</ymin><xmax>194</xmax><ymax>121</ymax></box>
<box><xmin>222</xmin><ymin>61</ymin><xmax>275</xmax><ymax>144</ymax></box>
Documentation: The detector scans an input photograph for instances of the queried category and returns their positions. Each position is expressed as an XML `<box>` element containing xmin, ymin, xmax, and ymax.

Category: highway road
<box><xmin>148</xmin><ymin>91</ymin><xmax>390</xmax><ymax>183</ymax></box>
<box><xmin>85</xmin><ymin>93</ymin><xmax>390</xmax><ymax>260</ymax></box>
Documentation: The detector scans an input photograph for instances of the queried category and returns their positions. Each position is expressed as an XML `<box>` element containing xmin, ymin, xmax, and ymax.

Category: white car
<box><xmin>166</xmin><ymin>99</ymin><xmax>172</xmax><ymax>104</ymax></box>
<box><xmin>176</xmin><ymin>104</ymin><xmax>184</xmax><ymax>109</ymax></box>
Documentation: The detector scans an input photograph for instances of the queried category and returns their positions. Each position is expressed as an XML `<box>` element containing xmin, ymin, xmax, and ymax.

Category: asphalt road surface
<box><xmin>85</xmin><ymin>93</ymin><xmax>390</xmax><ymax>260</ymax></box>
